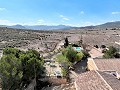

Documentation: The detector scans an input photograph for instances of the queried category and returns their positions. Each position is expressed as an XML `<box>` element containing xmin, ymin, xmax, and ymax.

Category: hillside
<box><xmin>8</xmin><ymin>24</ymin><xmax>26</xmax><ymax>29</ymax></box>
<box><xmin>79</xmin><ymin>21</ymin><xmax>120</xmax><ymax>29</ymax></box>
<box><xmin>96</xmin><ymin>21</ymin><xmax>120</xmax><ymax>29</ymax></box>
<box><xmin>0</xmin><ymin>25</ymin><xmax>72</xmax><ymax>30</ymax></box>
<box><xmin>25</xmin><ymin>25</ymin><xmax>72</xmax><ymax>30</ymax></box>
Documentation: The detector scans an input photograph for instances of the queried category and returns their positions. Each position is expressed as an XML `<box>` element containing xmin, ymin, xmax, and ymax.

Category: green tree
<box><xmin>76</xmin><ymin>52</ymin><xmax>84</xmax><ymax>61</ymax></box>
<box><xmin>62</xmin><ymin>46</ymin><xmax>84</xmax><ymax>63</ymax></box>
<box><xmin>20</xmin><ymin>49</ymin><xmax>44</xmax><ymax>87</ymax></box>
<box><xmin>65</xmin><ymin>46</ymin><xmax>77</xmax><ymax>63</ymax></box>
<box><xmin>64</xmin><ymin>37</ymin><xmax>69</xmax><ymax>48</ymax></box>
<box><xmin>0</xmin><ymin>48</ymin><xmax>44</xmax><ymax>89</ymax></box>
<box><xmin>56</xmin><ymin>54</ymin><xmax>72</xmax><ymax>67</ymax></box>
<box><xmin>61</xmin><ymin>68</ymin><xmax>68</xmax><ymax>77</ymax></box>
<box><xmin>0</xmin><ymin>48</ymin><xmax>22</xmax><ymax>90</ymax></box>
<box><xmin>103</xmin><ymin>46</ymin><xmax>120</xmax><ymax>58</ymax></box>
<box><xmin>82</xmin><ymin>51</ymin><xmax>91</xmax><ymax>59</ymax></box>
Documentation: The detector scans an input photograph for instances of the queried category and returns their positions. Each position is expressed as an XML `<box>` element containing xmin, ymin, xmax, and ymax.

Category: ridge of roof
<box><xmin>96</xmin><ymin>70</ymin><xmax>113</xmax><ymax>90</ymax></box>
<box><xmin>75</xmin><ymin>70</ymin><xmax>112</xmax><ymax>90</ymax></box>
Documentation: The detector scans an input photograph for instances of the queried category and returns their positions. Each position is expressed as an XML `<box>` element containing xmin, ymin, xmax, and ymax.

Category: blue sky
<box><xmin>0</xmin><ymin>0</ymin><xmax>120</xmax><ymax>26</ymax></box>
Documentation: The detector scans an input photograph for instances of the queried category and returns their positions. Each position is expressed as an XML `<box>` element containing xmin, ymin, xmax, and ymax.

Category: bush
<box><xmin>94</xmin><ymin>45</ymin><xmax>99</xmax><ymax>48</ymax></box>
<box><xmin>101</xmin><ymin>45</ymin><xmax>106</xmax><ymax>48</ymax></box>
<box><xmin>61</xmin><ymin>68</ymin><xmax>68</xmax><ymax>77</ymax></box>
<box><xmin>103</xmin><ymin>46</ymin><xmax>120</xmax><ymax>58</ymax></box>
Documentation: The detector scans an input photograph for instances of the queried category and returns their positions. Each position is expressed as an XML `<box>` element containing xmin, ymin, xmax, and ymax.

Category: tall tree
<box><xmin>0</xmin><ymin>48</ymin><xmax>44</xmax><ymax>89</ymax></box>
<box><xmin>0</xmin><ymin>48</ymin><xmax>22</xmax><ymax>90</ymax></box>
<box><xmin>20</xmin><ymin>49</ymin><xmax>44</xmax><ymax>87</ymax></box>
<box><xmin>64</xmin><ymin>37</ymin><xmax>69</xmax><ymax>48</ymax></box>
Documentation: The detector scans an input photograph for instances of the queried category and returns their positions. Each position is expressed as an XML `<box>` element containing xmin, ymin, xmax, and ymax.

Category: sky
<box><xmin>0</xmin><ymin>0</ymin><xmax>120</xmax><ymax>26</ymax></box>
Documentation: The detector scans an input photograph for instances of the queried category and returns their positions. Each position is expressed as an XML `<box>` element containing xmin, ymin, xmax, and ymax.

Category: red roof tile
<box><xmin>75</xmin><ymin>71</ymin><xmax>111</xmax><ymax>90</ymax></box>
<box><xmin>94</xmin><ymin>59</ymin><xmax>120</xmax><ymax>73</ymax></box>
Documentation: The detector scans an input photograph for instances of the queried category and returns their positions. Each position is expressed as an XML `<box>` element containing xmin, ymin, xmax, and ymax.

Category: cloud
<box><xmin>59</xmin><ymin>15</ymin><xmax>70</xmax><ymax>21</ymax></box>
<box><xmin>111</xmin><ymin>12</ymin><xmax>120</xmax><ymax>15</ymax></box>
<box><xmin>0</xmin><ymin>19</ymin><xmax>47</xmax><ymax>25</ymax></box>
<box><xmin>83</xmin><ymin>22</ymin><xmax>95</xmax><ymax>26</ymax></box>
<box><xmin>59</xmin><ymin>15</ymin><xmax>64</xmax><ymax>18</ymax></box>
<box><xmin>0</xmin><ymin>19</ymin><xmax>17</xmax><ymax>25</ymax></box>
<box><xmin>23</xmin><ymin>19</ymin><xmax>45</xmax><ymax>25</ymax></box>
<box><xmin>0</xmin><ymin>20</ymin><xmax>11</xmax><ymax>25</ymax></box>
<box><xmin>0</xmin><ymin>8</ymin><xmax>6</xmax><ymax>11</ymax></box>
<box><xmin>37</xmin><ymin>19</ymin><xmax>45</xmax><ymax>24</ymax></box>
<box><xmin>80</xmin><ymin>22</ymin><xmax>101</xmax><ymax>27</ymax></box>
<box><xmin>80</xmin><ymin>11</ymin><xmax>84</xmax><ymax>14</ymax></box>
<box><xmin>0</xmin><ymin>19</ymin><xmax>25</xmax><ymax>25</ymax></box>
<box><xmin>0</xmin><ymin>20</ymin><xmax>10</xmax><ymax>23</ymax></box>
<box><xmin>62</xmin><ymin>17</ymin><xmax>70</xmax><ymax>21</ymax></box>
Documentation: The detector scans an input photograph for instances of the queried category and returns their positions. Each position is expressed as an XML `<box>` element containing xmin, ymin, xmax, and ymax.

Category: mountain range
<box><xmin>1</xmin><ymin>21</ymin><xmax>120</xmax><ymax>30</ymax></box>
<box><xmin>0</xmin><ymin>24</ymin><xmax>72</xmax><ymax>30</ymax></box>
<box><xmin>96</xmin><ymin>21</ymin><xmax>120</xmax><ymax>29</ymax></box>
<box><xmin>80</xmin><ymin>21</ymin><xmax>120</xmax><ymax>29</ymax></box>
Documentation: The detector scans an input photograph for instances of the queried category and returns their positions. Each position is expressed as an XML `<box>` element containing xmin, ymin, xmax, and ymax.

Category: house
<box><xmin>74</xmin><ymin>58</ymin><xmax>120</xmax><ymax>90</ymax></box>
<box><xmin>75</xmin><ymin>70</ymin><xmax>120</xmax><ymax>90</ymax></box>
<box><xmin>88</xmin><ymin>48</ymin><xmax>104</xmax><ymax>58</ymax></box>
<box><xmin>87</xmin><ymin>58</ymin><xmax>120</xmax><ymax>79</ymax></box>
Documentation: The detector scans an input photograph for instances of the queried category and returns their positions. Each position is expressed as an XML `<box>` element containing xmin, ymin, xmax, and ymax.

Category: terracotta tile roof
<box><xmin>98</xmin><ymin>71</ymin><xmax>120</xmax><ymax>90</ymax></box>
<box><xmin>75</xmin><ymin>71</ymin><xmax>111</xmax><ymax>90</ymax></box>
<box><xmin>93</xmin><ymin>59</ymin><xmax>120</xmax><ymax>73</ymax></box>
<box><xmin>75</xmin><ymin>70</ymin><xmax>120</xmax><ymax>90</ymax></box>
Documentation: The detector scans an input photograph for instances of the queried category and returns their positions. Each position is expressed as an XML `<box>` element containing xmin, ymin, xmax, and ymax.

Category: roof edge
<box><xmin>96</xmin><ymin>70</ymin><xmax>113</xmax><ymax>90</ymax></box>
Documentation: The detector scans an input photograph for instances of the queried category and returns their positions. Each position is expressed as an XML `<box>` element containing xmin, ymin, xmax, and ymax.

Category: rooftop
<box><xmin>75</xmin><ymin>70</ymin><xmax>120</xmax><ymax>90</ymax></box>
<box><xmin>98</xmin><ymin>71</ymin><xmax>120</xmax><ymax>90</ymax></box>
<box><xmin>93</xmin><ymin>58</ymin><xmax>120</xmax><ymax>74</ymax></box>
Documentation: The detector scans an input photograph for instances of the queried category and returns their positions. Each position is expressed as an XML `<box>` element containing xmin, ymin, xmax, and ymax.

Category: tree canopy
<box><xmin>103</xmin><ymin>46</ymin><xmax>120</xmax><ymax>58</ymax></box>
<box><xmin>0</xmin><ymin>48</ymin><xmax>44</xmax><ymax>90</ymax></box>
<box><xmin>56</xmin><ymin>45</ymin><xmax>90</xmax><ymax>77</ymax></box>
<box><xmin>62</xmin><ymin>46</ymin><xmax>84</xmax><ymax>63</ymax></box>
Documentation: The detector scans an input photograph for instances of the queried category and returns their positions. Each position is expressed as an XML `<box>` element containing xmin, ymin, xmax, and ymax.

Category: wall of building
<box><xmin>87</xmin><ymin>58</ymin><xmax>98</xmax><ymax>70</ymax></box>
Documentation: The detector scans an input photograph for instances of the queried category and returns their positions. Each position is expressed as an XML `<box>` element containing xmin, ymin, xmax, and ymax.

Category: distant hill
<box><xmin>0</xmin><ymin>24</ymin><xmax>72</xmax><ymax>30</ymax></box>
<box><xmin>0</xmin><ymin>25</ymin><xmax>7</xmax><ymax>27</ymax></box>
<box><xmin>95</xmin><ymin>21</ymin><xmax>120</xmax><ymax>29</ymax></box>
<box><xmin>79</xmin><ymin>21</ymin><xmax>120</xmax><ymax>29</ymax></box>
<box><xmin>1</xmin><ymin>21</ymin><xmax>120</xmax><ymax>30</ymax></box>
<box><xmin>8</xmin><ymin>24</ymin><xmax>26</xmax><ymax>29</ymax></box>
<box><xmin>79</xmin><ymin>26</ymin><xmax>95</xmax><ymax>29</ymax></box>
<box><xmin>24</xmin><ymin>25</ymin><xmax>72</xmax><ymax>30</ymax></box>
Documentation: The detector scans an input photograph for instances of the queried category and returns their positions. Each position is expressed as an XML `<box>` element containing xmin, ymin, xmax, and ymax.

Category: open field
<box><xmin>0</xmin><ymin>27</ymin><xmax>120</xmax><ymax>54</ymax></box>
